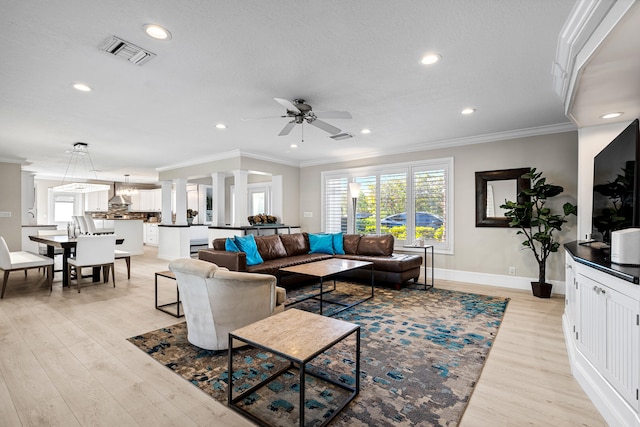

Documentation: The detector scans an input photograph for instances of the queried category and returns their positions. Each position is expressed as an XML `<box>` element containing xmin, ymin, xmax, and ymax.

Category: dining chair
<box><xmin>103</xmin><ymin>249</ymin><xmax>131</xmax><ymax>281</ymax></box>
<box><xmin>37</xmin><ymin>228</ymin><xmax>67</xmax><ymax>275</ymax></box>
<box><xmin>0</xmin><ymin>236</ymin><xmax>54</xmax><ymax>299</ymax></box>
<box><xmin>84</xmin><ymin>214</ymin><xmax>97</xmax><ymax>234</ymax></box>
<box><xmin>74</xmin><ymin>215</ymin><xmax>88</xmax><ymax>234</ymax></box>
<box><xmin>67</xmin><ymin>234</ymin><xmax>116</xmax><ymax>293</ymax></box>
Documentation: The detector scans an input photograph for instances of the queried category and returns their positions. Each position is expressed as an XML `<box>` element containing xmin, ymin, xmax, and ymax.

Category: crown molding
<box><xmin>299</xmin><ymin>122</ymin><xmax>577</xmax><ymax>168</ymax></box>
<box><xmin>552</xmin><ymin>0</ymin><xmax>636</xmax><ymax>117</ymax></box>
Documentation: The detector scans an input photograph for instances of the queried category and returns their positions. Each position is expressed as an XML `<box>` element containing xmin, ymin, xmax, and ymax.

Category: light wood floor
<box><xmin>0</xmin><ymin>246</ymin><xmax>607</xmax><ymax>426</ymax></box>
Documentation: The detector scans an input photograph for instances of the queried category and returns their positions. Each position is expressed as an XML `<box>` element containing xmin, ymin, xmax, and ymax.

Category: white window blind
<box><xmin>324</xmin><ymin>176</ymin><xmax>348</xmax><ymax>233</ymax></box>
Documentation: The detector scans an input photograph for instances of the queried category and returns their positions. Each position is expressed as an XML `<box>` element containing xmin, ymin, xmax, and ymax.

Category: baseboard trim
<box><xmin>431</xmin><ymin>268</ymin><xmax>565</xmax><ymax>295</ymax></box>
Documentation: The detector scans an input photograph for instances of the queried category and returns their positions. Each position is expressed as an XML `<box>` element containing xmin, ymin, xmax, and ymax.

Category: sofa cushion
<box><xmin>254</xmin><ymin>234</ymin><xmax>288</xmax><ymax>261</ymax></box>
<box><xmin>332</xmin><ymin>233</ymin><xmax>345</xmax><ymax>255</ymax></box>
<box><xmin>233</xmin><ymin>234</ymin><xmax>264</xmax><ymax>266</ymax></box>
<box><xmin>225</xmin><ymin>237</ymin><xmax>240</xmax><ymax>252</ymax></box>
<box><xmin>280</xmin><ymin>233</ymin><xmax>309</xmax><ymax>256</ymax></box>
<box><xmin>357</xmin><ymin>234</ymin><xmax>394</xmax><ymax>256</ymax></box>
<box><xmin>342</xmin><ymin>234</ymin><xmax>361</xmax><ymax>255</ymax></box>
<box><xmin>308</xmin><ymin>233</ymin><xmax>335</xmax><ymax>255</ymax></box>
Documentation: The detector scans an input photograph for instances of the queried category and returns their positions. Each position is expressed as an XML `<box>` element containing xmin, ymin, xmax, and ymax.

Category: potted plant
<box><xmin>187</xmin><ymin>209</ymin><xmax>198</xmax><ymax>225</ymax></box>
<box><xmin>500</xmin><ymin>168</ymin><xmax>577</xmax><ymax>298</ymax></box>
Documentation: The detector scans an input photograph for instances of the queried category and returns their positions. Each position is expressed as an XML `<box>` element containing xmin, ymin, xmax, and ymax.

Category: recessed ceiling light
<box><xmin>143</xmin><ymin>24</ymin><xmax>172</xmax><ymax>40</ymax></box>
<box><xmin>461</xmin><ymin>108</ymin><xmax>476</xmax><ymax>115</ymax></box>
<box><xmin>216</xmin><ymin>123</ymin><xmax>227</xmax><ymax>129</ymax></box>
<box><xmin>420</xmin><ymin>54</ymin><xmax>441</xmax><ymax>65</ymax></box>
<box><xmin>361</xmin><ymin>129</ymin><xmax>372</xmax><ymax>134</ymax></box>
<box><xmin>73</xmin><ymin>83</ymin><xmax>92</xmax><ymax>92</ymax></box>
<box><xmin>601</xmin><ymin>112</ymin><xmax>623</xmax><ymax>119</ymax></box>
<box><xmin>290</xmin><ymin>143</ymin><xmax>298</xmax><ymax>149</ymax></box>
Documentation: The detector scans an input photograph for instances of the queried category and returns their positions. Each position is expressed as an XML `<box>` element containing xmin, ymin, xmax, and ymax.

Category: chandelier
<box><xmin>53</xmin><ymin>142</ymin><xmax>110</xmax><ymax>193</ymax></box>
<box><xmin>119</xmin><ymin>174</ymin><xmax>138</xmax><ymax>196</ymax></box>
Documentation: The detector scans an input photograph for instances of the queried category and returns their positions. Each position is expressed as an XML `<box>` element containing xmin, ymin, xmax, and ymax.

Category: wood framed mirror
<box><xmin>475</xmin><ymin>167</ymin><xmax>530</xmax><ymax>227</ymax></box>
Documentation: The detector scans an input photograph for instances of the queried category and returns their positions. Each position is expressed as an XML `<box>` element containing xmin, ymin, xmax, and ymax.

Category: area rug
<box><xmin>128</xmin><ymin>284</ymin><xmax>509</xmax><ymax>426</ymax></box>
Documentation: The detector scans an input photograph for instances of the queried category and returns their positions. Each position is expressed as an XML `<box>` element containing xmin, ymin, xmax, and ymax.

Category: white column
<box><xmin>174</xmin><ymin>178</ymin><xmax>188</xmax><ymax>225</ymax></box>
<box><xmin>161</xmin><ymin>180</ymin><xmax>173</xmax><ymax>225</ymax></box>
<box><xmin>211</xmin><ymin>172</ymin><xmax>226</xmax><ymax>226</ymax></box>
<box><xmin>232</xmin><ymin>170</ymin><xmax>248</xmax><ymax>226</ymax></box>
<box><xmin>272</xmin><ymin>175</ymin><xmax>283</xmax><ymax>224</ymax></box>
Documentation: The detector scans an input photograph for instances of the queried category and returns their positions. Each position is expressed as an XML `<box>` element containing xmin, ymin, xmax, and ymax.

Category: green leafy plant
<box><xmin>187</xmin><ymin>209</ymin><xmax>198</xmax><ymax>218</ymax></box>
<box><xmin>500</xmin><ymin>168</ymin><xmax>577</xmax><ymax>287</ymax></box>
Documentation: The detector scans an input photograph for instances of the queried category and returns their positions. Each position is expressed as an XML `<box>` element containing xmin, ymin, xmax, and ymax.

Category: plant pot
<box><xmin>187</xmin><ymin>218</ymin><xmax>193</xmax><ymax>225</ymax></box>
<box><xmin>531</xmin><ymin>282</ymin><xmax>553</xmax><ymax>298</ymax></box>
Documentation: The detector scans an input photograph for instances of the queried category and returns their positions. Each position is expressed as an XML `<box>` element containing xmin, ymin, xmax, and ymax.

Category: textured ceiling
<box><xmin>0</xmin><ymin>0</ymin><xmax>579</xmax><ymax>182</ymax></box>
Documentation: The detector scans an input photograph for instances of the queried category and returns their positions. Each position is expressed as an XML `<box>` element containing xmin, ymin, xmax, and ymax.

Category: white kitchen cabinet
<box><xmin>130</xmin><ymin>189</ymin><xmax>161</xmax><ymax>212</ymax></box>
<box><xmin>144</xmin><ymin>223</ymin><xmax>158</xmax><ymax>246</ymax></box>
<box><xmin>84</xmin><ymin>190</ymin><xmax>109</xmax><ymax>211</ymax></box>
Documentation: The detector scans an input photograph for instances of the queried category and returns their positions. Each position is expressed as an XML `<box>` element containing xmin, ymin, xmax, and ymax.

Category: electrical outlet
<box><xmin>303</xmin><ymin>212</ymin><xmax>313</xmax><ymax>218</ymax></box>
<box><xmin>0</xmin><ymin>211</ymin><xmax>11</xmax><ymax>218</ymax></box>
<box><xmin>508</xmin><ymin>266</ymin><xmax>516</xmax><ymax>276</ymax></box>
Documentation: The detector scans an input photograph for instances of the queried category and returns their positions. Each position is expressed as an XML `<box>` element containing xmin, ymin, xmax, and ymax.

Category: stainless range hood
<box><xmin>108</xmin><ymin>182</ymin><xmax>131</xmax><ymax>206</ymax></box>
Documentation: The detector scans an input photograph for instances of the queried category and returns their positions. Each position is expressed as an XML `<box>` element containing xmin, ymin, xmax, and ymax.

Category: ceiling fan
<box><xmin>266</xmin><ymin>98</ymin><xmax>352</xmax><ymax>136</ymax></box>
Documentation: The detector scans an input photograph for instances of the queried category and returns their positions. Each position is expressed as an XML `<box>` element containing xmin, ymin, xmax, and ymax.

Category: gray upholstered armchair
<box><xmin>168</xmin><ymin>258</ymin><xmax>286</xmax><ymax>351</ymax></box>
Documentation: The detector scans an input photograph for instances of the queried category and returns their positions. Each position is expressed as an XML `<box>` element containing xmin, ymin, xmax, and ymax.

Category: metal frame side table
<box><xmin>154</xmin><ymin>270</ymin><xmax>183</xmax><ymax>318</ymax></box>
<box><xmin>402</xmin><ymin>245</ymin><xmax>434</xmax><ymax>290</ymax></box>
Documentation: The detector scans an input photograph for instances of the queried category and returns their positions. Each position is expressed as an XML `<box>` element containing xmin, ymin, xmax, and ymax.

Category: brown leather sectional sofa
<box><xmin>198</xmin><ymin>232</ymin><xmax>423</xmax><ymax>289</ymax></box>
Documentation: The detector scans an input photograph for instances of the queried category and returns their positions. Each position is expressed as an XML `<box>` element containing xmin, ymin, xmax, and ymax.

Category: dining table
<box><xmin>29</xmin><ymin>234</ymin><xmax>124</xmax><ymax>287</ymax></box>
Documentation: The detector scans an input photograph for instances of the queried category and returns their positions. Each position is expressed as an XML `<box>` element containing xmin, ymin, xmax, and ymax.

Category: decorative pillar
<box><xmin>174</xmin><ymin>178</ymin><xmax>188</xmax><ymax>225</ymax></box>
<box><xmin>232</xmin><ymin>170</ymin><xmax>249</xmax><ymax>226</ymax></box>
<box><xmin>161</xmin><ymin>180</ymin><xmax>173</xmax><ymax>225</ymax></box>
<box><xmin>211</xmin><ymin>172</ymin><xmax>226</xmax><ymax>226</ymax></box>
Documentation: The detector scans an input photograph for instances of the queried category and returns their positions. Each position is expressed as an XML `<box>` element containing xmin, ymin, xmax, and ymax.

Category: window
<box><xmin>322</xmin><ymin>158</ymin><xmax>453</xmax><ymax>253</ymax></box>
<box><xmin>49</xmin><ymin>192</ymin><xmax>81</xmax><ymax>226</ymax></box>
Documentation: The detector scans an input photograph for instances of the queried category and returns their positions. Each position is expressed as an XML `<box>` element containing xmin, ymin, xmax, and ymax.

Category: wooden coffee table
<box><xmin>280</xmin><ymin>258</ymin><xmax>374</xmax><ymax>316</ymax></box>
<box><xmin>228</xmin><ymin>309</ymin><xmax>360</xmax><ymax>427</ymax></box>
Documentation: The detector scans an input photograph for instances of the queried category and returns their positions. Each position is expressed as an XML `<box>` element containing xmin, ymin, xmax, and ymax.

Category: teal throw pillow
<box><xmin>234</xmin><ymin>234</ymin><xmax>264</xmax><ymax>266</ymax></box>
<box><xmin>225</xmin><ymin>237</ymin><xmax>239</xmax><ymax>252</ymax></box>
<box><xmin>332</xmin><ymin>233</ymin><xmax>345</xmax><ymax>255</ymax></box>
<box><xmin>308</xmin><ymin>233</ymin><xmax>335</xmax><ymax>255</ymax></box>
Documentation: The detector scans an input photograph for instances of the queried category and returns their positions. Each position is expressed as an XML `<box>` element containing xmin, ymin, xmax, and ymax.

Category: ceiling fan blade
<box><xmin>278</xmin><ymin>120</ymin><xmax>297</xmax><ymax>136</ymax></box>
<box><xmin>310</xmin><ymin>119</ymin><xmax>341</xmax><ymax>135</ymax></box>
<box><xmin>314</xmin><ymin>111</ymin><xmax>352</xmax><ymax>119</ymax></box>
<box><xmin>241</xmin><ymin>115</ymin><xmax>287</xmax><ymax>121</ymax></box>
<box><xmin>274</xmin><ymin>98</ymin><xmax>301</xmax><ymax>114</ymax></box>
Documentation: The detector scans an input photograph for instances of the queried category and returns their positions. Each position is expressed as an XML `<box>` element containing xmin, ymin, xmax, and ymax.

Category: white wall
<box><xmin>577</xmin><ymin>120</ymin><xmax>632</xmax><ymax>239</ymax></box>
<box><xmin>300</xmin><ymin>131</ymin><xmax>579</xmax><ymax>291</ymax></box>
<box><xmin>0</xmin><ymin>162</ymin><xmax>23</xmax><ymax>249</ymax></box>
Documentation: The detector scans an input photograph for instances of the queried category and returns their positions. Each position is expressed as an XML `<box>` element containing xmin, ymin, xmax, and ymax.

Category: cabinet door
<box><xmin>565</xmin><ymin>257</ymin><xmax>577</xmax><ymax>335</ymax></box>
<box><xmin>128</xmin><ymin>192</ymin><xmax>141</xmax><ymax>211</ymax></box>
<box><xmin>604</xmin><ymin>287</ymin><xmax>640</xmax><ymax>409</ymax></box>
<box><xmin>84</xmin><ymin>190</ymin><xmax>108</xmax><ymax>211</ymax></box>
<box><xmin>577</xmin><ymin>274</ymin><xmax>606</xmax><ymax>370</ymax></box>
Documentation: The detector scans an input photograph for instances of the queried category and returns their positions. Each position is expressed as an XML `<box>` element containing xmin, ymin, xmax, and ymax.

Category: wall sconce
<box><xmin>348</xmin><ymin>182</ymin><xmax>361</xmax><ymax>234</ymax></box>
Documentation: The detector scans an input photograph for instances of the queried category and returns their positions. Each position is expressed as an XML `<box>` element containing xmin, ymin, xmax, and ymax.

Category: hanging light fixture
<box><xmin>119</xmin><ymin>174</ymin><xmax>138</xmax><ymax>197</ymax></box>
<box><xmin>53</xmin><ymin>142</ymin><xmax>110</xmax><ymax>193</ymax></box>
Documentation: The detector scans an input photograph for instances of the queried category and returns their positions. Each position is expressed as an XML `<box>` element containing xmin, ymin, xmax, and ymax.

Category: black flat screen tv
<box><xmin>591</xmin><ymin>119</ymin><xmax>640</xmax><ymax>243</ymax></box>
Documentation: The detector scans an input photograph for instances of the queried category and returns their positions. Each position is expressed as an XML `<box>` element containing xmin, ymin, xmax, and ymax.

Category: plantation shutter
<box><xmin>325</xmin><ymin>176</ymin><xmax>348</xmax><ymax>233</ymax></box>
<box><xmin>413</xmin><ymin>167</ymin><xmax>447</xmax><ymax>242</ymax></box>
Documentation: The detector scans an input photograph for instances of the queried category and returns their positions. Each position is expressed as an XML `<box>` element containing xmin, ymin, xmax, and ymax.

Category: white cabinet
<box><xmin>84</xmin><ymin>190</ymin><xmax>108</xmax><ymax>211</ymax></box>
<box><xmin>564</xmin><ymin>246</ymin><xmax>640</xmax><ymax>427</ymax></box>
<box><xmin>577</xmin><ymin>269</ymin><xmax>639</xmax><ymax>410</ymax></box>
<box><xmin>130</xmin><ymin>189</ymin><xmax>161</xmax><ymax>212</ymax></box>
<box><xmin>144</xmin><ymin>223</ymin><xmax>158</xmax><ymax>246</ymax></box>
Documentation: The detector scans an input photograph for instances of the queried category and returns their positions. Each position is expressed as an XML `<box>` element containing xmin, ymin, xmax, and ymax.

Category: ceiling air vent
<box><xmin>99</xmin><ymin>35</ymin><xmax>156</xmax><ymax>65</ymax></box>
<box><xmin>330</xmin><ymin>133</ymin><xmax>354</xmax><ymax>141</ymax></box>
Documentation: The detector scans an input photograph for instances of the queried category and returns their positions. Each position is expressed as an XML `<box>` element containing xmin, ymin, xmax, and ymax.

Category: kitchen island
<box><xmin>94</xmin><ymin>219</ymin><xmax>144</xmax><ymax>255</ymax></box>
